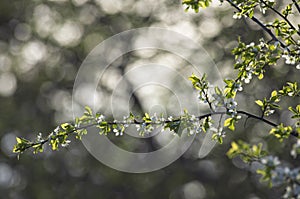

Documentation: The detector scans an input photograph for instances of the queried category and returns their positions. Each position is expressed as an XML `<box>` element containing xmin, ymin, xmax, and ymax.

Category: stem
<box><xmin>204</xmin><ymin>90</ymin><xmax>214</xmax><ymax>112</ymax></box>
<box><xmin>206</xmin><ymin>94</ymin><xmax>214</xmax><ymax>112</ymax></box>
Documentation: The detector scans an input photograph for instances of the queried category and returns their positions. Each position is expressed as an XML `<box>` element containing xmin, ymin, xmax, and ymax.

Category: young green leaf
<box><xmin>255</xmin><ymin>100</ymin><xmax>264</xmax><ymax>107</ymax></box>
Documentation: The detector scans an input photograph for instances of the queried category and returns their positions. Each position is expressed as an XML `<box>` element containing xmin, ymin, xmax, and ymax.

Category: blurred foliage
<box><xmin>1</xmin><ymin>0</ymin><xmax>300</xmax><ymax>199</ymax></box>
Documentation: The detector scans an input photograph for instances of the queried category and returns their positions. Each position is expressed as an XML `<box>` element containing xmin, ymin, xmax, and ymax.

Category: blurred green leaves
<box><xmin>182</xmin><ymin>0</ymin><xmax>212</xmax><ymax>12</ymax></box>
<box><xmin>226</xmin><ymin>140</ymin><xmax>267</xmax><ymax>163</ymax></box>
<box><xmin>270</xmin><ymin>123</ymin><xmax>293</xmax><ymax>141</ymax></box>
<box><xmin>13</xmin><ymin>137</ymin><xmax>33</xmax><ymax>154</ymax></box>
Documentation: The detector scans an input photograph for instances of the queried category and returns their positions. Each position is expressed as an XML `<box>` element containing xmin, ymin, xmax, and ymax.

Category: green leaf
<box><xmin>269</xmin><ymin>123</ymin><xmax>293</xmax><ymax>141</ymax></box>
<box><xmin>75</xmin><ymin>117</ymin><xmax>79</xmax><ymax>125</ymax></box>
<box><xmin>271</xmin><ymin>90</ymin><xmax>277</xmax><ymax>98</ymax></box>
<box><xmin>226</xmin><ymin>140</ymin><xmax>267</xmax><ymax>163</ymax></box>
<box><xmin>224</xmin><ymin>118</ymin><xmax>232</xmax><ymax>127</ymax></box>
<box><xmin>269</xmin><ymin>103</ymin><xmax>280</xmax><ymax>109</ymax></box>
<box><xmin>257</xmin><ymin>167</ymin><xmax>273</xmax><ymax>188</ymax></box>
<box><xmin>16</xmin><ymin>137</ymin><xmax>22</xmax><ymax>144</ymax></box>
<box><xmin>202</xmin><ymin>116</ymin><xmax>212</xmax><ymax>132</ymax></box>
<box><xmin>165</xmin><ymin>120</ymin><xmax>181</xmax><ymax>135</ymax></box>
<box><xmin>33</xmin><ymin>144</ymin><xmax>44</xmax><ymax>154</ymax></box>
<box><xmin>297</xmin><ymin>105</ymin><xmax>300</xmax><ymax>112</ymax></box>
<box><xmin>76</xmin><ymin>129</ymin><xmax>87</xmax><ymax>139</ymax></box>
<box><xmin>97</xmin><ymin>121</ymin><xmax>111</xmax><ymax>135</ymax></box>
<box><xmin>288</xmin><ymin>105</ymin><xmax>300</xmax><ymax>119</ymax></box>
<box><xmin>229</xmin><ymin>122</ymin><xmax>235</xmax><ymax>131</ymax></box>
<box><xmin>255</xmin><ymin>100</ymin><xmax>264</xmax><ymax>107</ymax></box>
<box><xmin>212</xmin><ymin>133</ymin><xmax>223</xmax><ymax>144</ymax></box>
<box><xmin>225</xmin><ymin>118</ymin><xmax>235</xmax><ymax>131</ymax></box>
<box><xmin>60</xmin><ymin>123</ymin><xmax>74</xmax><ymax>132</ymax></box>
<box><xmin>214</xmin><ymin>86</ymin><xmax>222</xmax><ymax>95</ymax></box>
<box><xmin>143</xmin><ymin>113</ymin><xmax>151</xmax><ymax>123</ymax></box>
<box><xmin>249</xmin><ymin>9</ymin><xmax>254</xmax><ymax>18</ymax></box>
<box><xmin>50</xmin><ymin>139</ymin><xmax>58</xmax><ymax>151</ymax></box>
<box><xmin>289</xmin><ymin>106</ymin><xmax>298</xmax><ymax>114</ymax></box>
<box><xmin>182</xmin><ymin>0</ymin><xmax>212</xmax><ymax>12</ymax></box>
<box><xmin>218</xmin><ymin>136</ymin><xmax>223</xmax><ymax>144</ymax></box>
<box><xmin>189</xmin><ymin>74</ymin><xmax>201</xmax><ymax>90</ymax></box>
<box><xmin>226</xmin><ymin>141</ymin><xmax>239</xmax><ymax>158</ymax></box>
<box><xmin>84</xmin><ymin>106</ymin><xmax>93</xmax><ymax>116</ymax></box>
<box><xmin>129</xmin><ymin>112</ymin><xmax>135</xmax><ymax>120</ymax></box>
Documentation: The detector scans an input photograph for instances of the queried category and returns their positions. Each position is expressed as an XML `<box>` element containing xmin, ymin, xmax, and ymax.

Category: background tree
<box><xmin>1</xmin><ymin>0</ymin><xmax>299</xmax><ymax>198</ymax></box>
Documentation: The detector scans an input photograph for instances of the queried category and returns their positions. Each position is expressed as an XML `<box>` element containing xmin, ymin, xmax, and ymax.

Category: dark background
<box><xmin>0</xmin><ymin>0</ymin><xmax>299</xmax><ymax>198</ymax></box>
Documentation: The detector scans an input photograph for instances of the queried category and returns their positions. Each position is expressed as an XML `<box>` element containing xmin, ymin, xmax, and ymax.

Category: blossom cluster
<box><xmin>259</xmin><ymin>155</ymin><xmax>300</xmax><ymax>198</ymax></box>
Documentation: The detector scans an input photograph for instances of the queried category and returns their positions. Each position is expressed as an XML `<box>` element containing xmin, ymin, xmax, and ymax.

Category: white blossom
<box><xmin>261</xmin><ymin>156</ymin><xmax>280</xmax><ymax>167</ymax></box>
<box><xmin>61</xmin><ymin>140</ymin><xmax>71</xmax><ymax>147</ymax></box>
<box><xmin>233</xmin><ymin>13</ymin><xmax>242</xmax><ymax>19</ymax></box>
<box><xmin>282</xmin><ymin>54</ymin><xmax>296</xmax><ymax>65</ymax></box>
<box><xmin>113</xmin><ymin>128</ymin><xmax>123</xmax><ymax>136</ymax></box>
<box><xmin>36</xmin><ymin>133</ymin><xmax>44</xmax><ymax>142</ymax></box>
<box><xmin>96</xmin><ymin>114</ymin><xmax>105</xmax><ymax>124</ymax></box>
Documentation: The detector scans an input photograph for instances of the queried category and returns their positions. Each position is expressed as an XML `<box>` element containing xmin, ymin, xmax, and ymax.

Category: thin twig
<box><xmin>237</xmin><ymin>110</ymin><xmax>277</xmax><ymax>126</ymax></box>
<box><xmin>260</xmin><ymin>0</ymin><xmax>300</xmax><ymax>36</ymax></box>
<box><xmin>225</xmin><ymin>0</ymin><xmax>289</xmax><ymax>51</ymax></box>
<box><xmin>21</xmin><ymin>122</ymin><xmax>98</xmax><ymax>151</ymax></box>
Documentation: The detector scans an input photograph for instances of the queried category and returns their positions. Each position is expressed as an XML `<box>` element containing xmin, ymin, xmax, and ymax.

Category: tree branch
<box><xmin>225</xmin><ymin>0</ymin><xmax>289</xmax><ymax>51</ymax></box>
<box><xmin>17</xmin><ymin>109</ymin><xmax>298</xmax><ymax>154</ymax></box>
<box><xmin>260</xmin><ymin>0</ymin><xmax>300</xmax><ymax>36</ymax></box>
<box><xmin>292</xmin><ymin>0</ymin><xmax>300</xmax><ymax>14</ymax></box>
